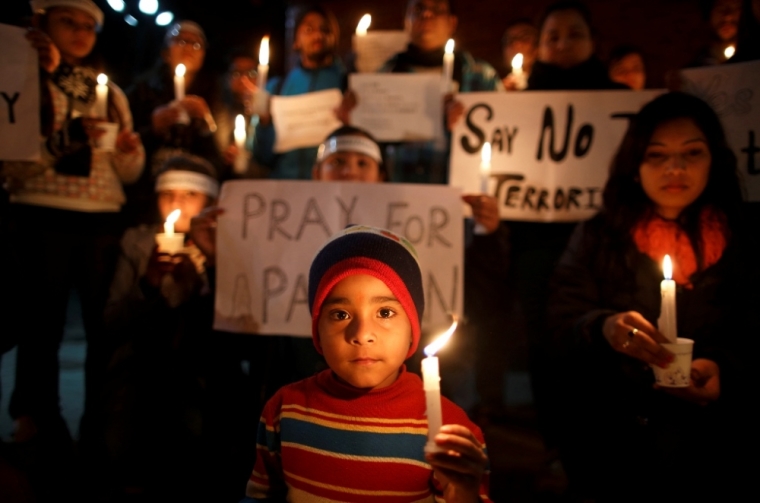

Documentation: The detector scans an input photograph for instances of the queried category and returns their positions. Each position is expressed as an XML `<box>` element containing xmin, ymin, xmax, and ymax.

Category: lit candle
<box><xmin>174</xmin><ymin>63</ymin><xmax>186</xmax><ymax>101</ymax></box>
<box><xmin>156</xmin><ymin>209</ymin><xmax>184</xmax><ymax>254</ymax></box>
<box><xmin>356</xmin><ymin>13</ymin><xmax>371</xmax><ymax>36</ymax></box>
<box><xmin>258</xmin><ymin>36</ymin><xmax>270</xmax><ymax>90</ymax></box>
<box><xmin>94</xmin><ymin>73</ymin><xmax>108</xmax><ymax>118</ymax></box>
<box><xmin>724</xmin><ymin>45</ymin><xmax>735</xmax><ymax>60</ymax></box>
<box><xmin>442</xmin><ymin>38</ymin><xmax>455</xmax><ymax>92</ymax></box>
<box><xmin>511</xmin><ymin>53</ymin><xmax>527</xmax><ymax>90</ymax></box>
<box><xmin>233</xmin><ymin>114</ymin><xmax>248</xmax><ymax>174</ymax></box>
<box><xmin>658</xmin><ymin>254</ymin><xmax>677</xmax><ymax>343</ymax></box>
<box><xmin>421</xmin><ymin>316</ymin><xmax>458</xmax><ymax>453</ymax></box>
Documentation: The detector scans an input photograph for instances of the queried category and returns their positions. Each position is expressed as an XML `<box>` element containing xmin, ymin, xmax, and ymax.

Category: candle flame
<box><xmin>663</xmin><ymin>254</ymin><xmax>673</xmax><ymax>280</ymax></box>
<box><xmin>356</xmin><ymin>14</ymin><xmax>371</xmax><ymax>35</ymax></box>
<box><xmin>175</xmin><ymin>64</ymin><xmax>186</xmax><ymax>77</ymax></box>
<box><xmin>511</xmin><ymin>53</ymin><xmax>523</xmax><ymax>71</ymax></box>
<box><xmin>97</xmin><ymin>73</ymin><xmax>108</xmax><ymax>86</ymax></box>
<box><xmin>724</xmin><ymin>45</ymin><xmax>735</xmax><ymax>59</ymax></box>
<box><xmin>481</xmin><ymin>142</ymin><xmax>491</xmax><ymax>164</ymax></box>
<box><xmin>166</xmin><ymin>208</ymin><xmax>181</xmax><ymax>225</ymax></box>
<box><xmin>235</xmin><ymin>114</ymin><xmax>246</xmax><ymax>131</ymax></box>
<box><xmin>259</xmin><ymin>36</ymin><xmax>270</xmax><ymax>66</ymax></box>
<box><xmin>445</xmin><ymin>38</ymin><xmax>455</xmax><ymax>54</ymax></box>
<box><xmin>423</xmin><ymin>315</ymin><xmax>458</xmax><ymax>357</ymax></box>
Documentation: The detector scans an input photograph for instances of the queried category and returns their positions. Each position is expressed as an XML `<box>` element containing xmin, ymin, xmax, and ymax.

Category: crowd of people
<box><xmin>0</xmin><ymin>0</ymin><xmax>758</xmax><ymax>501</ymax></box>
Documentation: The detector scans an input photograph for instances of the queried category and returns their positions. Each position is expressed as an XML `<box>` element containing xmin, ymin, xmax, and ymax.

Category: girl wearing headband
<box><xmin>312</xmin><ymin>126</ymin><xmax>387</xmax><ymax>182</ymax></box>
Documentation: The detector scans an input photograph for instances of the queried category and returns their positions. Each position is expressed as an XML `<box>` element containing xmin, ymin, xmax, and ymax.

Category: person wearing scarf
<box><xmin>2</xmin><ymin>1</ymin><xmax>144</xmax><ymax>480</ymax></box>
<box><xmin>546</xmin><ymin>92</ymin><xmax>756</xmax><ymax>501</ymax></box>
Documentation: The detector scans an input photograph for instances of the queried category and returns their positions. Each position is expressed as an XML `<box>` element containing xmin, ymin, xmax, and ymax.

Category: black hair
<box><xmin>600</xmin><ymin>92</ymin><xmax>742</xmax><ymax>264</ymax></box>
<box><xmin>293</xmin><ymin>3</ymin><xmax>340</xmax><ymax>48</ymax></box>
<box><xmin>608</xmin><ymin>44</ymin><xmax>644</xmax><ymax>67</ymax></box>
<box><xmin>733</xmin><ymin>0</ymin><xmax>760</xmax><ymax>61</ymax></box>
<box><xmin>319</xmin><ymin>125</ymin><xmax>388</xmax><ymax>181</ymax></box>
<box><xmin>538</xmin><ymin>1</ymin><xmax>594</xmax><ymax>34</ymax></box>
<box><xmin>501</xmin><ymin>18</ymin><xmax>539</xmax><ymax>48</ymax></box>
<box><xmin>406</xmin><ymin>0</ymin><xmax>457</xmax><ymax>17</ymax></box>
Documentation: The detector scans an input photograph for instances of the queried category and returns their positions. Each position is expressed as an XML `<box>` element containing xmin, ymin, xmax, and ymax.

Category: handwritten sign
<box><xmin>271</xmin><ymin>89</ymin><xmax>343</xmax><ymax>153</ymax></box>
<box><xmin>353</xmin><ymin>31</ymin><xmax>410</xmax><ymax>74</ymax></box>
<box><xmin>0</xmin><ymin>24</ymin><xmax>40</xmax><ymax>161</ymax></box>
<box><xmin>449</xmin><ymin>90</ymin><xmax>663</xmax><ymax>222</ymax></box>
<box><xmin>349</xmin><ymin>73</ymin><xmax>444</xmax><ymax>142</ymax></box>
<box><xmin>214</xmin><ymin>180</ymin><xmax>463</xmax><ymax>337</ymax></box>
<box><xmin>681</xmin><ymin>61</ymin><xmax>760</xmax><ymax>200</ymax></box>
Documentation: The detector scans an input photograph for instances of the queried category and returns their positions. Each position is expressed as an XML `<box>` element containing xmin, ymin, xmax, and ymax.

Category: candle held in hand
<box><xmin>442</xmin><ymin>38</ymin><xmax>455</xmax><ymax>92</ymax></box>
<box><xmin>258</xmin><ymin>36</ymin><xmax>270</xmax><ymax>90</ymax></box>
<box><xmin>356</xmin><ymin>14</ymin><xmax>371</xmax><ymax>36</ymax></box>
<box><xmin>421</xmin><ymin>316</ymin><xmax>458</xmax><ymax>453</ymax></box>
<box><xmin>174</xmin><ymin>64</ymin><xmax>186</xmax><ymax>101</ymax></box>
<box><xmin>233</xmin><ymin>114</ymin><xmax>248</xmax><ymax>174</ymax></box>
<box><xmin>658</xmin><ymin>254</ymin><xmax>677</xmax><ymax>343</ymax></box>
<box><xmin>511</xmin><ymin>53</ymin><xmax>527</xmax><ymax>90</ymax></box>
<box><xmin>157</xmin><ymin>209</ymin><xmax>184</xmax><ymax>254</ymax></box>
<box><xmin>95</xmin><ymin>73</ymin><xmax>108</xmax><ymax>118</ymax></box>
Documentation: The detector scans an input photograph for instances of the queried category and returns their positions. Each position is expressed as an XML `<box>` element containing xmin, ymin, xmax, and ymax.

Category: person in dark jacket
<box><xmin>546</xmin><ymin>92</ymin><xmax>756</xmax><ymax>501</ymax></box>
<box><xmin>527</xmin><ymin>1</ymin><xmax>627</xmax><ymax>91</ymax></box>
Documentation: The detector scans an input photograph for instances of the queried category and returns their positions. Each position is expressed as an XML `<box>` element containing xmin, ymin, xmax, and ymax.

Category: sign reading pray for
<box><xmin>214</xmin><ymin>180</ymin><xmax>463</xmax><ymax>337</ymax></box>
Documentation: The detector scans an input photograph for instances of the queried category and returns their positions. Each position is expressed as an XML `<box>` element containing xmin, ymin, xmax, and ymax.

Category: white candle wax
<box><xmin>511</xmin><ymin>53</ymin><xmax>527</xmax><ymax>90</ymax></box>
<box><xmin>258</xmin><ymin>36</ymin><xmax>270</xmax><ymax>90</ymax></box>
<box><xmin>442</xmin><ymin>38</ymin><xmax>455</xmax><ymax>92</ymax></box>
<box><xmin>480</xmin><ymin>142</ymin><xmax>491</xmax><ymax>194</ymax></box>
<box><xmin>94</xmin><ymin>73</ymin><xmax>108</xmax><ymax>118</ymax></box>
<box><xmin>422</xmin><ymin>355</ymin><xmax>443</xmax><ymax>453</ymax></box>
<box><xmin>355</xmin><ymin>13</ymin><xmax>371</xmax><ymax>36</ymax></box>
<box><xmin>233</xmin><ymin>114</ymin><xmax>248</xmax><ymax>174</ymax></box>
<box><xmin>421</xmin><ymin>317</ymin><xmax>458</xmax><ymax>453</ymax></box>
<box><xmin>174</xmin><ymin>64</ymin><xmax>186</xmax><ymax>101</ymax></box>
<box><xmin>658</xmin><ymin>254</ymin><xmax>678</xmax><ymax>343</ymax></box>
<box><xmin>157</xmin><ymin>209</ymin><xmax>183</xmax><ymax>254</ymax></box>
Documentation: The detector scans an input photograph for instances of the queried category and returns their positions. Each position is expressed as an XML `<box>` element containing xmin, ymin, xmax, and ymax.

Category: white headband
<box><xmin>316</xmin><ymin>135</ymin><xmax>382</xmax><ymax>164</ymax></box>
<box><xmin>155</xmin><ymin>170</ymin><xmax>219</xmax><ymax>198</ymax></box>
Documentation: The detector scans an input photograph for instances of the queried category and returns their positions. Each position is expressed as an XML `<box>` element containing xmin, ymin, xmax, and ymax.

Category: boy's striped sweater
<box><xmin>246</xmin><ymin>368</ymin><xmax>491</xmax><ymax>502</ymax></box>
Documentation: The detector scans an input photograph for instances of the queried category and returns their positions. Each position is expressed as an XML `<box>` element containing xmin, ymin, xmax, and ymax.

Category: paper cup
<box><xmin>156</xmin><ymin>233</ymin><xmax>185</xmax><ymax>255</ymax></box>
<box><xmin>93</xmin><ymin>122</ymin><xmax>119</xmax><ymax>151</ymax></box>
<box><xmin>651</xmin><ymin>338</ymin><xmax>693</xmax><ymax>388</ymax></box>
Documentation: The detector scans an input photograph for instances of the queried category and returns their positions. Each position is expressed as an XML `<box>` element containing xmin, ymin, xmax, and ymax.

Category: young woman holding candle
<box><xmin>546</xmin><ymin>92</ymin><xmax>755</xmax><ymax>501</ymax></box>
<box><xmin>2</xmin><ymin>0</ymin><xmax>144</xmax><ymax>473</ymax></box>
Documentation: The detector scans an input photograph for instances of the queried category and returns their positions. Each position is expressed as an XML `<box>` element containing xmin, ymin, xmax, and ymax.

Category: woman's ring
<box><xmin>628</xmin><ymin>328</ymin><xmax>638</xmax><ymax>338</ymax></box>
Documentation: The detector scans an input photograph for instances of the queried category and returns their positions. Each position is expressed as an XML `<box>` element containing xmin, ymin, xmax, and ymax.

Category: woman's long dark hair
<box><xmin>598</xmin><ymin>92</ymin><xmax>743</xmax><ymax>272</ymax></box>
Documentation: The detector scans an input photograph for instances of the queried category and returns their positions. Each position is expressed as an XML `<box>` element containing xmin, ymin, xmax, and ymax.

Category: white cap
<box><xmin>31</xmin><ymin>0</ymin><xmax>104</xmax><ymax>29</ymax></box>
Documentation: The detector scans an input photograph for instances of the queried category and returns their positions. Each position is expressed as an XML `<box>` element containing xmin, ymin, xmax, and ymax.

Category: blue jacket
<box><xmin>380</xmin><ymin>48</ymin><xmax>502</xmax><ymax>184</ymax></box>
<box><xmin>254</xmin><ymin>58</ymin><xmax>346</xmax><ymax>179</ymax></box>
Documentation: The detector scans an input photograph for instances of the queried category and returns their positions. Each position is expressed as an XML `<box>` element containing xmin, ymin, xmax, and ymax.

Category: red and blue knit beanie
<box><xmin>308</xmin><ymin>225</ymin><xmax>424</xmax><ymax>358</ymax></box>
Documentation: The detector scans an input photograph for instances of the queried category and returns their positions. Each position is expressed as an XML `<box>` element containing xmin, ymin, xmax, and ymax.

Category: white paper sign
<box><xmin>349</xmin><ymin>73</ymin><xmax>444</xmax><ymax>142</ymax></box>
<box><xmin>352</xmin><ymin>31</ymin><xmax>410</xmax><ymax>73</ymax></box>
<box><xmin>449</xmin><ymin>90</ymin><xmax>663</xmax><ymax>222</ymax></box>
<box><xmin>271</xmin><ymin>89</ymin><xmax>343</xmax><ymax>153</ymax></box>
<box><xmin>214</xmin><ymin>180</ymin><xmax>463</xmax><ymax>337</ymax></box>
<box><xmin>0</xmin><ymin>24</ymin><xmax>40</xmax><ymax>161</ymax></box>
<box><xmin>680</xmin><ymin>61</ymin><xmax>760</xmax><ymax>200</ymax></box>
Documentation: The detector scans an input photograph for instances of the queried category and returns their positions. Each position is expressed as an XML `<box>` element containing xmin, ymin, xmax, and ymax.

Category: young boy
<box><xmin>243</xmin><ymin>225</ymin><xmax>491</xmax><ymax>502</ymax></box>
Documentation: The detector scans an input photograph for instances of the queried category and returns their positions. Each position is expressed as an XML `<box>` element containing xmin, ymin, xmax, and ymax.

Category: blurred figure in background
<box><xmin>501</xmin><ymin>19</ymin><xmax>538</xmax><ymax>90</ymax></box>
<box><xmin>608</xmin><ymin>45</ymin><xmax>647</xmax><ymax>90</ymax></box>
<box><xmin>691</xmin><ymin>0</ymin><xmax>742</xmax><ymax>65</ymax></box>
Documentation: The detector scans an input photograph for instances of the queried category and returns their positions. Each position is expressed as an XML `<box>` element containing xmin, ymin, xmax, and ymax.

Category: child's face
<box><xmin>45</xmin><ymin>7</ymin><xmax>97</xmax><ymax>63</ymax></box>
<box><xmin>158</xmin><ymin>189</ymin><xmax>210</xmax><ymax>233</ymax></box>
<box><xmin>313</xmin><ymin>151</ymin><xmax>382</xmax><ymax>182</ymax></box>
<box><xmin>318</xmin><ymin>274</ymin><xmax>413</xmax><ymax>390</ymax></box>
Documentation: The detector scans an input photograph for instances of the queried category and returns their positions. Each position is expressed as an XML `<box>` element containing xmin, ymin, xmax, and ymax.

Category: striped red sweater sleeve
<box><xmin>245</xmin><ymin>368</ymin><xmax>491</xmax><ymax>502</ymax></box>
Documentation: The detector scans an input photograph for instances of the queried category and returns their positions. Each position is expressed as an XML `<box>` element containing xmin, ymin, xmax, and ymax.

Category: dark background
<box><xmin>3</xmin><ymin>0</ymin><xmax>715</xmax><ymax>89</ymax></box>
